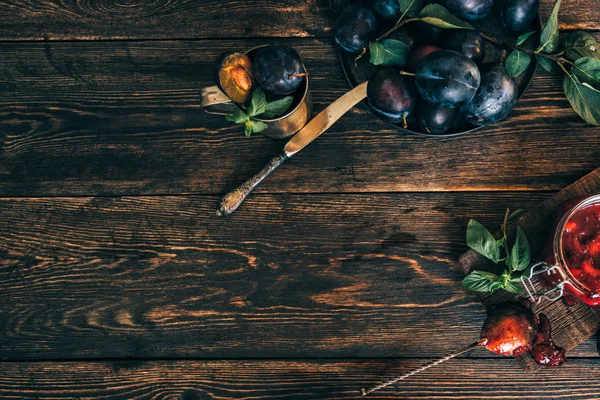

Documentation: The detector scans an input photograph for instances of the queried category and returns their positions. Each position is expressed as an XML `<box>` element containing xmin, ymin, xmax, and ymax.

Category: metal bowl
<box><xmin>338</xmin><ymin>12</ymin><xmax>542</xmax><ymax>138</ymax></box>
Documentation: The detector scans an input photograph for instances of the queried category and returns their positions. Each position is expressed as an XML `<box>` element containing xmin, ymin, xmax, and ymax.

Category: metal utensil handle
<box><xmin>216</xmin><ymin>152</ymin><xmax>289</xmax><ymax>216</ymax></box>
<box><xmin>216</xmin><ymin>82</ymin><xmax>368</xmax><ymax>216</ymax></box>
<box><xmin>360</xmin><ymin>340</ymin><xmax>482</xmax><ymax>396</ymax></box>
<box><xmin>200</xmin><ymin>85</ymin><xmax>238</xmax><ymax>116</ymax></box>
<box><xmin>520</xmin><ymin>261</ymin><xmax>567</xmax><ymax>305</ymax></box>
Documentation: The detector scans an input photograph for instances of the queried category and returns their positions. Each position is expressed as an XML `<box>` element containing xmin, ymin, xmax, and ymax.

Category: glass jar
<box><xmin>522</xmin><ymin>193</ymin><xmax>600</xmax><ymax>306</ymax></box>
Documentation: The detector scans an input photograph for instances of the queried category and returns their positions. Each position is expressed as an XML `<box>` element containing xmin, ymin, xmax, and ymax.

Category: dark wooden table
<box><xmin>1</xmin><ymin>1</ymin><xmax>600</xmax><ymax>399</ymax></box>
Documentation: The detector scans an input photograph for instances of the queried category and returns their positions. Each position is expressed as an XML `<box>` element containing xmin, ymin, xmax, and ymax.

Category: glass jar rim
<box><xmin>553</xmin><ymin>193</ymin><xmax>600</xmax><ymax>294</ymax></box>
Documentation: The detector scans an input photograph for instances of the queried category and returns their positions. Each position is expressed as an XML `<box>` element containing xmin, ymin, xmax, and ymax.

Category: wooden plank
<box><xmin>1</xmin><ymin>192</ymin><xmax>598</xmax><ymax>360</ymax></box>
<box><xmin>2</xmin><ymin>358</ymin><xmax>600</xmax><ymax>399</ymax></box>
<box><xmin>1</xmin><ymin>38</ymin><xmax>600</xmax><ymax>197</ymax></box>
<box><xmin>0</xmin><ymin>0</ymin><xmax>595</xmax><ymax>41</ymax></box>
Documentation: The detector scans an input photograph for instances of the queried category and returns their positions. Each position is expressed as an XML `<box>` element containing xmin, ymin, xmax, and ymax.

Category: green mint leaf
<box><xmin>536</xmin><ymin>55</ymin><xmax>563</xmax><ymax>75</ymax></box>
<box><xmin>561</xmin><ymin>31</ymin><xmax>600</xmax><ymax>61</ymax></box>
<box><xmin>225</xmin><ymin>107</ymin><xmax>249</xmax><ymax>124</ymax></box>
<box><xmin>507</xmin><ymin>209</ymin><xmax>525</xmax><ymax>223</ymax></box>
<box><xmin>248</xmin><ymin>87</ymin><xmax>268</xmax><ymax>117</ymax></box>
<box><xmin>516</xmin><ymin>31</ymin><xmax>535</xmax><ymax>46</ymax></box>
<box><xmin>260</xmin><ymin>96</ymin><xmax>294</xmax><ymax>119</ymax></box>
<box><xmin>418</xmin><ymin>4</ymin><xmax>473</xmax><ymax>30</ymax></box>
<box><xmin>244</xmin><ymin>120</ymin><xmax>253</xmax><ymax>138</ymax></box>
<box><xmin>466</xmin><ymin>219</ymin><xmax>500</xmax><ymax>263</ymax></box>
<box><xmin>506</xmin><ymin>49</ymin><xmax>531</xmax><ymax>78</ymax></box>
<box><xmin>250</xmin><ymin>119</ymin><xmax>268</xmax><ymax>133</ymax></box>
<box><xmin>509</xmin><ymin>226</ymin><xmax>531</xmax><ymax>271</ymax></box>
<box><xmin>369</xmin><ymin>39</ymin><xmax>411</xmax><ymax>67</ymax></box>
<box><xmin>537</xmin><ymin>0</ymin><xmax>561</xmax><ymax>53</ymax></box>
<box><xmin>503</xmin><ymin>280</ymin><xmax>523</xmax><ymax>293</ymax></box>
<box><xmin>462</xmin><ymin>270</ymin><xmax>499</xmax><ymax>293</ymax></box>
<box><xmin>398</xmin><ymin>0</ymin><xmax>425</xmax><ymax>18</ymax></box>
<box><xmin>564</xmin><ymin>66</ymin><xmax>600</xmax><ymax>126</ymax></box>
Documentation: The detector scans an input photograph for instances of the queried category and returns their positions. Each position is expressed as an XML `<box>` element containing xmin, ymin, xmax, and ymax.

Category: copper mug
<box><xmin>200</xmin><ymin>46</ymin><xmax>312</xmax><ymax>139</ymax></box>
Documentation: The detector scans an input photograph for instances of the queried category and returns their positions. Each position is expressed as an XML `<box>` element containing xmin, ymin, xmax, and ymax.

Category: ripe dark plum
<box><xmin>415</xmin><ymin>50</ymin><xmax>481</xmax><ymax>108</ymax></box>
<box><xmin>367</xmin><ymin>68</ymin><xmax>416</xmax><ymax>126</ymax></box>
<box><xmin>417</xmin><ymin>101</ymin><xmax>457</xmax><ymax>134</ymax></box>
<box><xmin>444</xmin><ymin>31</ymin><xmax>485</xmax><ymax>64</ymax></box>
<box><xmin>373</xmin><ymin>0</ymin><xmax>401</xmax><ymax>20</ymax></box>
<box><xmin>407</xmin><ymin>45</ymin><xmax>441</xmax><ymax>72</ymax></box>
<box><xmin>480</xmin><ymin>303</ymin><xmax>537</xmax><ymax>357</ymax></box>
<box><xmin>442</xmin><ymin>0</ymin><xmax>494</xmax><ymax>20</ymax></box>
<box><xmin>389</xmin><ymin>28</ymin><xmax>416</xmax><ymax>50</ymax></box>
<box><xmin>500</xmin><ymin>0</ymin><xmax>539</xmax><ymax>32</ymax></box>
<box><xmin>408</xmin><ymin>21</ymin><xmax>443</xmax><ymax>45</ymax></box>
<box><xmin>334</xmin><ymin>4</ymin><xmax>378</xmax><ymax>54</ymax></box>
<box><xmin>253</xmin><ymin>45</ymin><xmax>306</xmax><ymax>96</ymax></box>
<box><xmin>461</xmin><ymin>64</ymin><xmax>518</xmax><ymax>126</ymax></box>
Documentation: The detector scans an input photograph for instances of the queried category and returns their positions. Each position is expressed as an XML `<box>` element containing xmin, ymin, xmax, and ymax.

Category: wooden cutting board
<box><xmin>459</xmin><ymin>167</ymin><xmax>600</xmax><ymax>369</ymax></box>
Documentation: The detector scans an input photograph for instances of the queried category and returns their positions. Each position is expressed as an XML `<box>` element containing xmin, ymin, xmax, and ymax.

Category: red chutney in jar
<box><xmin>561</xmin><ymin>201</ymin><xmax>600</xmax><ymax>295</ymax></box>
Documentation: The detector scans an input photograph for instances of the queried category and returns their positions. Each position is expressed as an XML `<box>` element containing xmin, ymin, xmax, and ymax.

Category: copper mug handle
<box><xmin>200</xmin><ymin>85</ymin><xmax>239</xmax><ymax>116</ymax></box>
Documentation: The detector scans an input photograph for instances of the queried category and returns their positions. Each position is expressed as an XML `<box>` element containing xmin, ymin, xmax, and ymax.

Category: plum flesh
<box><xmin>479</xmin><ymin>302</ymin><xmax>537</xmax><ymax>356</ymax></box>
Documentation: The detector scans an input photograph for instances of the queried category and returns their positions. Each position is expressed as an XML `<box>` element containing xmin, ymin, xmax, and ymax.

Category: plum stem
<box><xmin>399</xmin><ymin>71</ymin><xmax>416</xmax><ymax>77</ymax></box>
<box><xmin>288</xmin><ymin>72</ymin><xmax>308</xmax><ymax>79</ymax></box>
<box><xmin>479</xmin><ymin>33</ymin><xmax>560</xmax><ymax>62</ymax></box>
<box><xmin>360</xmin><ymin>339</ymin><xmax>485</xmax><ymax>396</ymax></box>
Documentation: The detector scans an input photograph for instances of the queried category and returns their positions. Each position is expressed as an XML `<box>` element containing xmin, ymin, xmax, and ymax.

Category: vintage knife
<box><xmin>217</xmin><ymin>81</ymin><xmax>368</xmax><ymax>216</ymax></box>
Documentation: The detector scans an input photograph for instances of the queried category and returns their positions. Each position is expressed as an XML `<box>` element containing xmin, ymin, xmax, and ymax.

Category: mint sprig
<box><xmin>224</xmin><ymin>88</ymin><xmax>294</xmax><ymax>137</ymax></box>
<box><xmin>462</xmin><ymin>209</ymin><xmax>532</xmax><ymax>295</ymax></box>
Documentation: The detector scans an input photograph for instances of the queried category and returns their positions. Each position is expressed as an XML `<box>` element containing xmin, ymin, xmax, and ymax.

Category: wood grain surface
<box><xmin>2</xmin><ymin>0</ymin><xmax>600</xmax><ymax>398</ymax></box>
<box><xmin>1</xmin><ymin>37</ymin><xmax>599</xmax><ymax>196</ymax></box>
<box><xmin>1</xmin><ymin>191</ymin><xmax>598</xmax><ymax>360</ymax></box>
<box><xmin>0</xmin><ymin>0</ymin><xmax>595</xmax><ymax>41</ymax></box>
<box><xmin>2</xmin><ymin>359</ymin><xmax>600</xmax><ymax>399</ymax></box>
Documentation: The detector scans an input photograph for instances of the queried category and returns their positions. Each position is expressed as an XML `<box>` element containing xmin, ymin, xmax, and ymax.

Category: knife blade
<box><xmin>217</xmin><ymin>81</ymin><xmax>368</xmax><ymax>216</ymax></box>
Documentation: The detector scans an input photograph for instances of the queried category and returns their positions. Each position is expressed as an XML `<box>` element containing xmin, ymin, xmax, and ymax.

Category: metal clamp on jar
<box><xmin>521</xmin><ymin>194</ymin><xmax>600</xmax><ymax>307</ymax></box>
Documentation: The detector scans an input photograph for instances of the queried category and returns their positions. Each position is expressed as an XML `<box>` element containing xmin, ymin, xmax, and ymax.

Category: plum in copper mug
<box><xmin>201</xmin><ymin>45</ymin><xmax>312</xmax><ymax>139</ymax></box>
<box><xmin>522</xmin><ymin>193</ymin><xmax>600</xmax><ymax>307</ymax></box>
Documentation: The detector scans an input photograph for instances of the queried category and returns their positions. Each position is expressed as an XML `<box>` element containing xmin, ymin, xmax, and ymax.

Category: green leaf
<box><xmin>260</xmin><ymin>96</ymin><xmax>294</xmax><ymax>119</ymax></box>
<box><xmin>398</xmin><ymin>0</ymin><xmax>425</xmax><ymax>18</ymax></box>
<box><xmin>244</xmin><ymin>120</ymin><xmax>253</xmax><ymax>138</ymax></box>
<box><xmin>562</xmin><ymin>31</ymin><xmax>600</xmax><ymax>60</ymax></box>
<box><xmin>537</xmin><ymin>0</ymin><xmax>561</xmax><ymax>53</ymax></box>
<box><xmin>507</xmin><ymin>209</ymin><xmax>525</xmax><ymax>223</ymax></box>
<box><xmin>466</xmin><ymin>219</ymin><xmax>500</xmax><ymax>263</ymax></box>
<box><xmin>225</xmin><ymin>107</ymin><xmax>249</xmax><ymax>124</ymax></box>
<box><xmin>509</xmin><ymin>226</ymin><xmax>531</xmax><ymax>271</ymax></box>
<box><xmin>250</xmin><ymin>119</ymin><xmax>268</xmax><ymax>133</ymax></box>
<box><xmin>564</xmin><ymin>66</ymin><xmax>600</xmax><ymax>126</ymax></box>
<box><xmin>418</xmin><ymin>4</ymin><xmax>473</xmax><ymax>30</ymax></box>
<box><xmin>369</xmin><ymin>39</ymin><xmax>410</xmax><ymax>67</ymax></box>
<box><xmin>503</xmin><ymin>280</ymin><xmax>523</xmax><ymax>293</ymax></box>
<box><xmin>506</xmin><ymin>49</ymin><xmax>531</xmax><ymax>78</ymax></box>
<box><xmin>516</xmin><ymin>31</ymin><xmax>535</xmax><ymax>46</ymax></box>
<box><xmin>462</xmin><ymin>270</ymin><xmax>500</xmax><ymax>293</ymax></box>
<box><xmin>536</xmin><ymin>55</ymin><xmax>563</xmax><ymax>75</ymax></box>
<box><xmin>572</xmin><ymin>57</ymin><xmax>600</xmax><ymax>85</ymax></box>
<box><xmin>248</xmin><ymin>87</ymin><xmax>268</xmax><ymax>117</ymax></box>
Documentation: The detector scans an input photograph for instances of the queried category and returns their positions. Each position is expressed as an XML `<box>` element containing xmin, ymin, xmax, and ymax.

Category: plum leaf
<box><xmin>506</xmin><ymin>49</ymin><xmax>531</xmax><ymax>78</ymax></box>
<box><xmin>516</xmin><ymin>31</ymin><xmax>535</xmax><ymax>46</ymax></box>
<box><xmin>536</xmin><ymin>55</ymin><xmax>562</xmax><ymax>75</ymax></box>
<box><xmin>418</xmin><ymin>4</ymin><xmax>473</xmax><ymax>30</ymax></box>
<box><xmin>561</xmin><ymin>31</ymin><xmax>600</xmax><ymax>61</ymax></box>
<box><xmin>369</xmin><ymin>39</ymin><xmax>410</xmax><ymax>67</ymax></box>
<box><xmin>398</xmin><ymin>0</ymin><xmax>425</xmax><ymax>18</ymax></box>
<box><xmin>537</xmin><ymin>0</ymin><xmax>561</xmax><ymax>53</ymax></box>
<box><xmin>564</xmin><ymin>58</ymin><xmax>600</xmax><ymax>125</ymax></box>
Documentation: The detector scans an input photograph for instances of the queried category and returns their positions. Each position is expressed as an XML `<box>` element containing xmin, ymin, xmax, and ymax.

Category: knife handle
<box><xmin>216</xmin><ymin>152</ymin><xmax>289</xmax><ymax>216</ymax></box>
